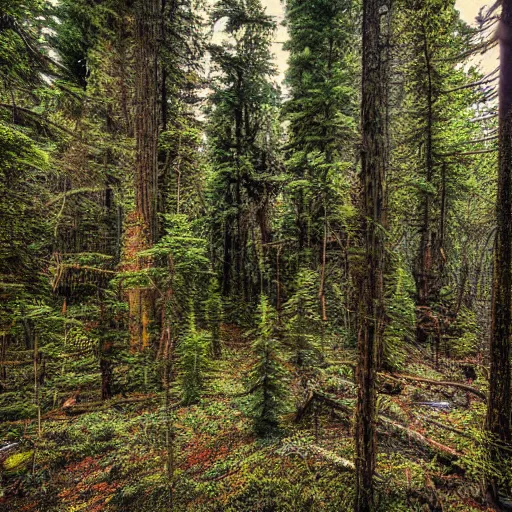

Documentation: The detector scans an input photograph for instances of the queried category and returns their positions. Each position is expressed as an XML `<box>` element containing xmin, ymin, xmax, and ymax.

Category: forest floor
<box><xmin>0</xmin><ymin>326</ymin><xmax>494</xmax><ymax>511</ymax></box>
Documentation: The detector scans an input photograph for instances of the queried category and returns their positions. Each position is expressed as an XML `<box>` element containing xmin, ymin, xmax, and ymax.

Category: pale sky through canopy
<box><xmin>258</xmin><ymin>0</ymin><xmax>497</xmax><ymax>82</ymax></box>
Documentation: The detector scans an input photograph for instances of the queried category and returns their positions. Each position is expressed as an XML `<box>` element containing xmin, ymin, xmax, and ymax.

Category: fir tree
<box><xmin>205</xmin><ymin>279</ymin><xmax>223</xmax><ymax>359</ymax></box>
<box><xmin>247</xmin><ymin>295</ymin><xmax>288</xmax><ymax>436</ymax></box>
<box><xmin>281</xmin><ymin>0</ymin><xmax>357</xmax><ymax>262</ymax></box>
<box><xmin>282</xmin><ymin>268</ymin><xmax>322</xmax><ymax>368</ymax></box>
<box><xmin>177</xmin><ymin>312</ymin><xmax>211</xmax><ymax>406</ymax></box>
<box><xmin>207</xmin><ymin>0</ymin><xmax>282</xmax><ymax>304</ymax></box>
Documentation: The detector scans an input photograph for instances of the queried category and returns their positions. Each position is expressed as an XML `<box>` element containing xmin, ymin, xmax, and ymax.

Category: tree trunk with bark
<box><xmin>414</xmin><ymin>28</ymin><xmax>440</xmax><ymax>347</ymax></box>
<box><xmin>486</xmin><ymin>3</ymin><xmax>512</xmax><ymax>504</ymax></box>
<box><xmin>134</xmin><ymin>0</ymin><xmax>159</xmax><ymax>243</ymax></box>
<box><xmin>354</xmin><ymin>0</ymin><xmax>386</xmax><ymax>508</ymax></box>
<box><xmin>124</xmin><ymin>0</ymin><xmax>160</xmax><ymax>352</ymax></box>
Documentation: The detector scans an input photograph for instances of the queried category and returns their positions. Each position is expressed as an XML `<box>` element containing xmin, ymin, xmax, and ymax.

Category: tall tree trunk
<box><xmin>485</xmin><ymin>4</ymin><xmax>512</xmax><ymax>504</ymax></box>
<box><xmin>134</xmin><ymin>0</ymin><xmax>159</xmax><ymax>242</ymax></box>
<box><xmin>354</xmin><ymin>0</ymin><xmax>386</xmax><ymax>508</ymax></box>
<box><xmin>125</xmin><ymin>0</ymin><xmax>160</xmax><ymax>351</ymax></box>
<box><xmin>223</xmin><ymin>222</ymin><xmax>232</xmax><ymax>296</ymax></box>
<box><xmin>415</xmin><ymin>28</ymin><xmax>435</xmax><ymax>346</ymax></box>
<box><xmin>234</xmin><ymin>73</ymin><xmax>244</xmax><ymax>299</ymax></box>
<box><xmin>99</xmin><ymin>297</ymin><xmax>113</xmax><ymax>400</ymax></box>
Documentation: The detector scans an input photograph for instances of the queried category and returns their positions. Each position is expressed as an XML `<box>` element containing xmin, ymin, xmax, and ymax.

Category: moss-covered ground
<box><xmin>0</xmin><ymin>330</ymin><xmax>494</xmax><ymax>511</ymax></box>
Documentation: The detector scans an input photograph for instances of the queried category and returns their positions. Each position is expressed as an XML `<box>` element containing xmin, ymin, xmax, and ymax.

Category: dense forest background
<box><xmin>0</xmin><ymin>0</ymin><xmax>510</xmax><ymax>510</ymax></box>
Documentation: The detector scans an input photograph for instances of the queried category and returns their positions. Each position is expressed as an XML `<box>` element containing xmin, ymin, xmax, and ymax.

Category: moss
<box><xmin>4</xmin><ymin>451</ymin><xmax>33</xmax><ymax>472</ymax></box>
<box><xmin>0</xmin><ymin>403</ymin><xmax>38</xmax><ymax>421</ymax></box>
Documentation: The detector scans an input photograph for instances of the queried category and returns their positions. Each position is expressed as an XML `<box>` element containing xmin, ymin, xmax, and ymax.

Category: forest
<box><xmin>0</xmin><ymin>0</ymin><xmax>510</xmax><ymax>510</ymax></box>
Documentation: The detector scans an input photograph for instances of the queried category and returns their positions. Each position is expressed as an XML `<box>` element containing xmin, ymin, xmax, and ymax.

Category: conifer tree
<box><xmin>282</xmin><ymin>0</ymin><xmax>358</xmax><ymax>263</ymax></box>
<box><xmin>177</xmin><ymin>312</ymin><xmax>211</xmax><ymax>405</ymax></box>
<box><xmin>282</xmin><ymin>269</ymin><xmax>322</xmax><ymax>368</ymax></box>
<box><xmin>205</xmin><ymin>279</ymin><xmax>223</xmax><ymax>358</ymax></box>
<box><xmin>122</xmin><ymin>0</ymin><xmax>160</xmax><ymax>352</ymax></box>
<box><xmin>280</xmin><ymin>0</ymin><xmax>358</xmax><ymax>326</ymax></box>
<box><xmin>207</xmin><ymin>0</ymin><xmax>281</xmax><ymax>304</ymax></box>
<box><xmin>393</xmin><ymin>0</ymin><xmax>489</xmax><ymax>347</ymax></box>
<box><xmin>247</xmin><ymin>295</ymin><xmax>288</xmax><ymax>436</ymax></box>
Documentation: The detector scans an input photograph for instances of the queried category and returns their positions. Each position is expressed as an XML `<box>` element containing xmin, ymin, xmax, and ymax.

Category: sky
<box><xmin>258</xmin><ymin>0</ymin><xmax>498</xmax><ymax>81</ymax></box>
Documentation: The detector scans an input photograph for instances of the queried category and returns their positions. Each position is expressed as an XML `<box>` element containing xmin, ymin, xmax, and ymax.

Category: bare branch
<box><xmin>442</xmin><ymin>73</ymin><xmax>498</xmax><ymax>94</ymax></box>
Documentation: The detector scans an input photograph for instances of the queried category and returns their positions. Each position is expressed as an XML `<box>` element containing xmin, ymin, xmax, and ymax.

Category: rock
<box><xmin>416</xmin><ymin>401</ymin><xmax>451</xmax><ymax>410</ymax></box>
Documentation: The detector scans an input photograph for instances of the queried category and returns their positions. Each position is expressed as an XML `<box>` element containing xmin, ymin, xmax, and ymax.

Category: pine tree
<box><xmin>282</xmin><ymin>269</ymin><xmax>322</xmax><ymax>368</ymax></box>
<box><xmin>382</xmin><ymin>266</ymin><xmax>416</xmax><ymax>371</ymax></box>
<box><xmin>393</xmin><ymin>0</ymin><xmax>488</xmax><ymax>348</ymax></box>
<box><xmin>247</xmin><ymin>295</ymin><xmax>288</xmax><ymax>436</ymax></box>
<box><xmin>282</xmin><ymin>0</ymin><xmax>358</xmax><ymax>266</ymax></box>
<box><xmin>205</xmin><ymin>279</ymin><xmax>223</xmax><ymax>359</ymax></box>
<box><xmin>207</xmin><ymin>0</ymin><xmax>281</xmax><ymax>304</ymax></box>
<box><xmin>177</xmin><ymin>312</ymin><xmax>211</xmax><ymax>405</ymax></box>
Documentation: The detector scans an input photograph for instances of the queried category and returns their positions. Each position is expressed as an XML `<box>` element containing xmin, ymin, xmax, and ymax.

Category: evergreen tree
<box><xmin>280</xmin><ymin>0</ymin><xmax>358</xmax><ymax>325</ymax></box>
<box><xmin>205</xmin><ymin>278</ymin><xmax>223</xmax><ymax>358</ymax></box>
<box><xmin>281</xmin><ymin>268</ymin><xmax>322</xmax><ymax>368</ymax></box>
<box><xmin>281</xmin><ymin>0</ymin><xmax>358</xmax><ymax>261</ymax></box>
<box><xmin>207</xmin><ymin>0</ymin><xmax>282</xmax><ymax>305</ymax></box>
<box><xmin>177</xmin><ymin>312</ymin><xmax>211</xmax><ymax>405</ymax></box>
<box><xmin>0</xmin><ymin>1</ymin><xmax>510</xmax><ymax>510</ymax></box>
<box><xmin>393</xmin><ymin>0</ymin><xmax>490</xmax><ymax>347</ymax></box>
<box><xmin>247</xmin><ymin>295</ymin><xmax>287</xmax><ymax>436</ymax></box>
<box><xmin>486</xmin><ymin>1</ymin><xmax>512</xmax><ymax>504</ymax></box>
<box><xmin>382</xmin><ymin>266</ymin><xmax>416</xmax><ymax>371</ymax></box>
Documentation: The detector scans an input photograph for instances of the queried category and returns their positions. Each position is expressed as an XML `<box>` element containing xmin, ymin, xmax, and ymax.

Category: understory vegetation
<box><xmin>0</xmin><ymin>0</ymin><xmax>510</xmax><ymax>510</ymax></box>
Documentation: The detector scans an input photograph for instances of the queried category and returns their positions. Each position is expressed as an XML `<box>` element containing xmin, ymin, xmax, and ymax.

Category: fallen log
<box><xmin>279</xmin><ymin>442</ymin><xmax>388</xmax><ymax>482</ymax></box>
<box><xmin>63</xmin><ymin>395</ymin><xmax>156</xmax><ymax>415</ymax></box>
<box><xmin>295</xmin><ymin>390</ymin><xmax>353</xmax><ymax>423</ymax></box>
<box><xmin>391</xmin><ymin>373</ymin><xmax>486</xmax><ymax>401</ymax></box>
<box><xmin>0</xmin><ymin>442</ymin><xmax>20</xmax><ymax>464</ymax></box>
<box><xmin>416</xmin><ymin>401</ymin><xmax>451</xmax><ymax>410</ymax></box>
<box><xmin>418</xmin><ymin>416</ymin><xmax>473</xmax><ymax>439</ymax></box>
<box><xmin>295</xmin><ymin>391</ymin><xmax>315</xmax><ymax>423</ymax></box>
<box><xmin>280</xmin><ymin>442</ymin><xmax>355</xmax><ymax>471</ymax></box>
<box><xmin>296</xmin><ymin>390</ymin><xmax>462</xmax><ymax>463</ymax></box>
<box><xmin>0</xmin><ymin>442</ymin><xmax>19</xmax><ymax>455</ymax></box>
<box><xmin>380</xmin><ymin>416</ymin><xmax>462</xmax><ymax>460</ymax></box>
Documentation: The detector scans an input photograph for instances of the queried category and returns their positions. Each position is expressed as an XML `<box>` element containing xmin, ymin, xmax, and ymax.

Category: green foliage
<box><xmin>280</xmin><ymin>0</ymin><xmax>357</xmax><ymax>266</ymax></box>
<box><xmin>282</xmin><ymin>268</ymin><xmax>322</xmax><ymax>368</ymax></box>
<box><xmin>121</xmin><ymin>214</ymin><xmax>211</xmax><ymax>345</ymax></box>
<box><xmin>207</xmin><ymin>0</ymin><xmax>282</xmax><ymax>302</ymax></box>
<box><xmin>449</xmin><ymin>307</ymin><xmax>479</xmax><ymax>358</ymax></box>
<box><xmin>247</xmin><ymin>296</ymin><xmax>288</xmax><ymax>436</ymax></box>
<box><xmin>0</xmin><ymin>403</ymin><xmax>38</xmax><ymax>421</ymax></box>
<box><xmin>140</xmin><ymin>215</ymin><xmax>209</xmax><ymax>280</ymax></box>
<box><xmin>0</xmin><ymin>0</ymin><xmax>505</xmax><ymax>510</ymax></box>
<box><xmin>3</xmin><ymin>451</ymin><xmax>33</xmax><ymax>473</ymax></box>
<box><xmin>205</xmin><ymin>279</ymin><xmax>223</xmax><ymax>358</ymax></box>
<box><xmin>383</xmin><ymin>266</ymin><xmax>416</xmax><ymax>371</ymax></box>
<box><xmin>389</xmin><ymin>0</ymin><xmax>494</xmax><ymax>323</ymax></box>
<box><xmin>47</xmin><ymin>0</ymin><xmax>101</xmax><ymax>87</ymax></box>
<box><xmin>177</xmin><ymin>314</ymin><xmax>212</xmax><ymax>405</ymax></box>
<box><xmin>0</xmin><ymin>121</ymin><xmax>51</xmax><ymax>293</ymax></box>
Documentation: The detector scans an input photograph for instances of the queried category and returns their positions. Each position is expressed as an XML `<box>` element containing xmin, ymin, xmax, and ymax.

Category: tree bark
<box><xmin>354</xmin><ymin>0</ymin><xmax>386</xmax><ymax>508</ymax></box>
<box><xmin>486</xmin><ymin>3</ymin><xmax>512</xmax><ymax>504</ymax></box>
<box><xmin>134</xmin><ymin>0</ymin><xmax>159</xmax><ymax>244</ymax></box>
<box><xmin>415</xmin><ymin>27</ymin><xmax>436</xmax><ymax>346</ymax></box>
<box><xmin>125</xmin><ymin>0</ymin><xmax>160</xmax><ymax>351</ymax></box>
<box><xmin>392</xmin><ymin>373</ymin><xmax>486</xmax><ymax>401</ymax></box>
